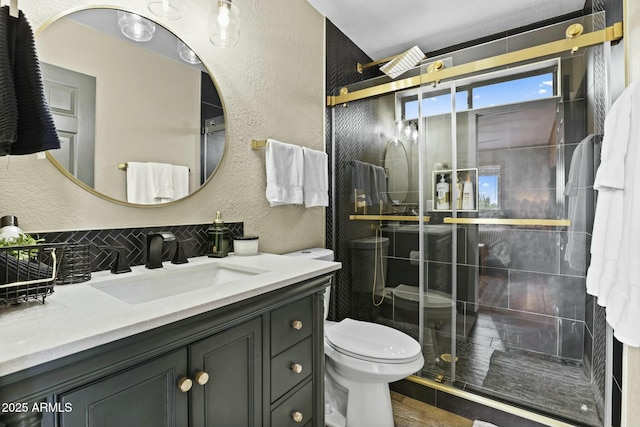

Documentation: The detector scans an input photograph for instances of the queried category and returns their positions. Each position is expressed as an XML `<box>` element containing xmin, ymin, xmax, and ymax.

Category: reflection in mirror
<box><xmin>36</xmin><ymin>8</ymin><xmax>225</xmax><ymax>205</ymax></box>
<box><xmin>384</xmin><ymin>138</ymin><xmax>409</xmax><ymax>204</ymax></box>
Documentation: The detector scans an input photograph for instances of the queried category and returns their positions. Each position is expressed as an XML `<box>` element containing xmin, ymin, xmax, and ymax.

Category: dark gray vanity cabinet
<box><xmin>269</xmin><ymin>296</ymin><xmax>315</xmax><ymax>426</ymax></box>
<box><xmin>58</xmin><ymin>349</ymin><xmax>189</xmax><ymax>427</ymax></box>
<box><xmin>58</xmin><ymin>318</ymin><xmax>262</xmax><ymax>427</ymax></box>
<box><xmin>0</xmin><ymin>275</ymin><xmax>329</xmax><ymax>427</ymax></box>
<box><xmin>189</xmin><ymin>317</ymin><xmax>262</xmax><ymax>427</ymax></box>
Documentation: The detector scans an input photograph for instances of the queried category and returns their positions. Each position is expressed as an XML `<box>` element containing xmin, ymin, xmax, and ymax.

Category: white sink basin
<box><xmin>90</xmin><ymin>262</ymin><xmax>269</xmax><ymax>304</ymax></box>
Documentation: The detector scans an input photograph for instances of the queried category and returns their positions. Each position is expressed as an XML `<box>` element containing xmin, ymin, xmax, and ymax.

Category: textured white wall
<box><xmin>0</xmin><ymin>0</ymin><xmax>326</xmax><ymax>254</ymax></box>
<box><xmin>623</xmin><ymin>1</ymin><xmax>640</xmax><ymax>424</ymax></box>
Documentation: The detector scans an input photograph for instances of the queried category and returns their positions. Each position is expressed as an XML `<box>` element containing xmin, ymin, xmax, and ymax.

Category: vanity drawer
<box><xmin>271</xmin><ymin>337</ymin><xmax>313</xmax><ymax>401</ymax></box>
<box><xmin>271</xmin><ymin>380</ymin><xmax>313</xmax><ymax>427</ymax></box>
<box><xmin>271</xmin><ymin>296</ymin><xmax>313</xmax><ymax>356</ymax></box>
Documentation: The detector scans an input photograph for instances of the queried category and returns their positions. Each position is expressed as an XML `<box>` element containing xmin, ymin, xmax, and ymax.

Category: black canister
<box><xmin>207</xmin><ymin>211</ymin><xmax>230</xmax><ymax>258</ymax></box>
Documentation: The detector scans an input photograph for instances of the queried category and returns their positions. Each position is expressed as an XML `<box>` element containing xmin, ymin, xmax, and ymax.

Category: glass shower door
<box><xmin>413</xmin><ymin>50</ymin><xmax>603</xmax><ymax>424</ymax></box>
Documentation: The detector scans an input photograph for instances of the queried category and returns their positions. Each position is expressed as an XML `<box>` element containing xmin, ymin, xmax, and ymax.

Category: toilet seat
<box><xmin>326</xmin><ymin>318</ymin><xmax>421</xmax><ymax>364</ymax></box>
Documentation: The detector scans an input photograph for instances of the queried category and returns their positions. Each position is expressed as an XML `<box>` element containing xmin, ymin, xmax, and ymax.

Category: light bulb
<box><xmin>118</xmin><ymin>11</ymin><xmax>156</xmax><ymax>42</ymax></box>
<box><xmin>209</xmin><ymin>0</ymin><xmax>240</xmax><ymax>48</ymax></box>
<box><xmin>217</xmin><ymin>4</ymin><xmax>230</xmax><ymax>27</ymax></box>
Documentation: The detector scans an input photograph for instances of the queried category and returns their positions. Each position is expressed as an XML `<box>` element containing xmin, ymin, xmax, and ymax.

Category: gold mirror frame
<box><xmin>36</xmin><ymin>6</ymin><xmax>227</xmax><ymax>207</ymax></box>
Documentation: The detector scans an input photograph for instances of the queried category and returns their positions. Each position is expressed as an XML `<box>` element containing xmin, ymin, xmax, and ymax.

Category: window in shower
<box><xmin>402</xmin><ymin>89</ymin><xmax>469</xmax><ymax>120</ymax></box>
<box><xmin>398</xmin><ymin>68</ymin><xmax>557</xmax><ymax>121</ymax></box>
<box><xmin>470</xmin><ymin>71</ymin><xmax>556</xmax><ymax>109</ymax></box>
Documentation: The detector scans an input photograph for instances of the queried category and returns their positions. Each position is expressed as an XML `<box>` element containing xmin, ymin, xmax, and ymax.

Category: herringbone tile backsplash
<box><xmin>36</xmin><ymin>222</ymin><xmax>243</xmax><ymax>274</ymax></box>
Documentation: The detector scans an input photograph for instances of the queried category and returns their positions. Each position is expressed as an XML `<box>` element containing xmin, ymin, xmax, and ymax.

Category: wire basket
<box><xmin>55</xmin><ymin>242</ymin><xmax>91</xmax><ymax>285</ymax></box>
<box><xmin>0</xmin><ymin>243</ymin><xmax>66</xmax><ymax>304</ymax></box>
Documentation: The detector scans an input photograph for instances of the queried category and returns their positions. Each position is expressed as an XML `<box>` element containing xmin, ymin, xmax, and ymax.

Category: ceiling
<box><xmin>306</xmin><ymin>0</ymin><xmax>586</xmax><ymax>61</ymax></box>
<box><xmin>65</xmin><ymin>9</ymin><xmax>207</xmax><ymax>73</ymax></box>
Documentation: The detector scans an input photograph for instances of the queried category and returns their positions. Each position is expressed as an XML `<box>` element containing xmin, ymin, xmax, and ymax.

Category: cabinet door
<box><xmin>59</xmin><ymin>349</ymin><xmax>188</xmax><ymax>427</ymax></box>
<box><xmin>189</xmin><ymin>317</ymin><xmax>262</xmax><ymax>427</ymax></box>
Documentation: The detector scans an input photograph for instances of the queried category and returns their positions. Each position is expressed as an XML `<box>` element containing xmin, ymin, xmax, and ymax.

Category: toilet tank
<box><xmin>283</xmin><ymin>247</ymin><xmax>334</xmax><ymax>261</ymax></box>
<box><xmin>283</xmin><ymin>248</ymin><xmax>334</xmax><ymax>319</ymax></box>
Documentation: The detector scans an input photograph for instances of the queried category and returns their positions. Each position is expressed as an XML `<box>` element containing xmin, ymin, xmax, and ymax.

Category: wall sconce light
<box><xmin>117</xmin><ymin>11</ymin><xmax>156</xmax><ymax>42</ymax></box>
<box><xmin>209</xmin><ymin>0</ymin><xmax>240</xmax><ymax>48</ymax></box>
<box><xmin>177</xmin><ymin>40</ymin><xmax>201</xmax><ymax>64</ymax></box>
<box><xmin>148</xmin><ymin>0</ymin><xmax>185</xmax><ymax>20</ymax></box>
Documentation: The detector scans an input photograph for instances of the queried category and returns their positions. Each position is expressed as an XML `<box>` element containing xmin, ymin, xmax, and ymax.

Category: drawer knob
<box><xmin>194</xmin><ymin>371</ymin><xmax>210</xmax><ymax>386</ymax></box>
<box><xmin>291</xmin><ymin>411</ymin><xmax>304</xmax><ymax>423</ymax></box>
<box><xmin>177</xmin><ymin>377</ymin><xmax>193</xmax><ymax>393</ymax></box>
<box><xmin>290</xmin><ymin>363</ymin><xmax>303</xmax><ymax>374</ymax></box>
<box><xmin>291</xmin><ymin>320</ymin><xmax>303</xmax><ymax>330</ymax></box>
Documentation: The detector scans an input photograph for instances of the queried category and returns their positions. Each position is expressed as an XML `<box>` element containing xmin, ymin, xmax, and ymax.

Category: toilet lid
<box><xmin>326</xmin><ymin>318</ymin><xmax>421</xmax><ymax>363</ymax></box>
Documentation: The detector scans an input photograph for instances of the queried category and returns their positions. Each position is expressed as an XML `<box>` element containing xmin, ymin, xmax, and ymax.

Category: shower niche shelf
<box><xmin>432</xmin><ymin>168</ymin><xmax>478</xmax><ymax>212</ymax></box>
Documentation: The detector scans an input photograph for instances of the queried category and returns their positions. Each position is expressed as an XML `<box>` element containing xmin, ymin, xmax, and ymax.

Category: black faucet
<box><xmin>99</xmin><ymin>245</ymin><xmax>132</xmax><ymax>274</ymax></box>
<box><xmin>145</xmin><ymin>232</ymin><xmax>176</xmax><ymax>269</ymax></box>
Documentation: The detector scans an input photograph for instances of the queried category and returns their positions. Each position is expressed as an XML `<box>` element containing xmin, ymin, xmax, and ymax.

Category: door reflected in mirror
<box><xmin>36</xmin><ymin>8</ymin><xmax>226</xmax><ymax>205</ymax></box>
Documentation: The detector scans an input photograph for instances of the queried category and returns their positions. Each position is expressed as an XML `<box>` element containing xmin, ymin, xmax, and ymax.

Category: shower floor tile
<box><xmin>378</xmin><ymin>311</ymin><xmax>602</xmax><ymax>427</ymax></box>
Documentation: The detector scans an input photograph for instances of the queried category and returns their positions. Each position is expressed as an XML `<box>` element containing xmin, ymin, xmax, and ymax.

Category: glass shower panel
<box><xmin>416</xmin><ymin>75</ymin><xmax>458</xmax><ymax>382</ymax></box>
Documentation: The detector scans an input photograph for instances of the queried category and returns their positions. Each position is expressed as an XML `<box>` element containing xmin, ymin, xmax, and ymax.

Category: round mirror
<box><xmin>384</xmin><ymin>138</ymin><xmax>409</xmax><ymax>204</ymax></box>
<box><xmin>35</xmin><ymin>8</ymin><xmax>226</xmax><ymax>205</ymax></box>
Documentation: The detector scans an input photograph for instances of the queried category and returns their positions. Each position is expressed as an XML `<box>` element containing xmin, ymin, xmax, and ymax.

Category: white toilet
<box><xmin>285</xmin><ymin>248</ymin><xmax>425</xmax><ymax>427</ymax></box>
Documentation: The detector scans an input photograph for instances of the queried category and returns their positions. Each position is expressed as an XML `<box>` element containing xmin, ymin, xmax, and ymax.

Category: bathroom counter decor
<box><xmin>0</xmin><ymin>242</ymin><xmax>66</xmax><ymax>305</ymax></box>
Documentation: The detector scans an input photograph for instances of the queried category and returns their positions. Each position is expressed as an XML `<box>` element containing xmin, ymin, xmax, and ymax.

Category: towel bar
<box><xmin>118</xmin><ymin>162</ymin><xmax>190</xmax><ymax>172</ymax></box>
<box><xmin>251</xmin><ymin>140</ymin><xmax>268</xmax><ymax>149</ymax></box>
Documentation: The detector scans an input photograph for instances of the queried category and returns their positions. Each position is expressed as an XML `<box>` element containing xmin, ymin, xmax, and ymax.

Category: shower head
<box><xmin>379</xmin><ymin>46</ymin><xmax>426</xmax><ymax>79</ymax></box>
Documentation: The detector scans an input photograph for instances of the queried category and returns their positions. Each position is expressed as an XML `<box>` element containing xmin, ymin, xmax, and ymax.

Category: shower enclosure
<box><xmin>327</xmin><ymin>13</ymin><xmax>616</xmax><ymax>427</ymax></box>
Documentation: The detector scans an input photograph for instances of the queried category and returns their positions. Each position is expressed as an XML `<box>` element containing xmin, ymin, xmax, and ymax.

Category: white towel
<box><xmin>147</xmin><ymin>162</ymin><xmax>174</xmax><ymax>202</ymax></box>
<box><xmin>172</xmin><ymin>165</ymin><xmax>189</xmax><ymax>200</ymax></box>
<box><xmin>302</xmin><ymin>147</ymin><xmax>328</xmax><ymax>207</ymax></box>
<box><xmin>586</xmin><ymin>79</ymin><xmax>640</xmax><ymax>347</ymax></box>
<box><xmin>265</xmin><ymin>139</ymin><xmax>304</xmax><ymax>206</ymax></box>
<box><xmin>126</xmin><ymin>162</ymin><xmax>153</xmax><ymax>204</ymax></box>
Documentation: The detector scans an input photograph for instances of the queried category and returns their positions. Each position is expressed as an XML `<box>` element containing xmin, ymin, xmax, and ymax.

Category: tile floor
<box><xmin>391</xmin><ymin>391</ymin><xmax>474</xmax><ymax>427</ymax></box>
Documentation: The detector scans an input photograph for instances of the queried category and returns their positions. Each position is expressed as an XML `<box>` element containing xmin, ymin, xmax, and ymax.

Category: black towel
<box><xmin>0</xmin><ymin>6</ymin><xmax>18</xmax><ymax>153</ymax></box>
<box><xmin>0</xmin><ymin>6</ymin><xmax>60</xmax><ymax>156</ymax></box>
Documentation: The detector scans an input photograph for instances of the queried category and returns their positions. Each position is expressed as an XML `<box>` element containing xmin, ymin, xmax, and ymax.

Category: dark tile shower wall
<box><xmin>325</xmin><ymin>19</ymin><xmax>389</xmax><ymax>321</ymax></box>
<box><xmin>36</xmin><ymin>222</ymin><xmax>243</xmax><ymax>274</ymax></box>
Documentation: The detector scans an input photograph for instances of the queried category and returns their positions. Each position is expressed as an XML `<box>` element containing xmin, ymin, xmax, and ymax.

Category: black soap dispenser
<box><xmin>207</xmin><ymin>211</ymin><xmax>230</xmax><ymax>258</ymax></box>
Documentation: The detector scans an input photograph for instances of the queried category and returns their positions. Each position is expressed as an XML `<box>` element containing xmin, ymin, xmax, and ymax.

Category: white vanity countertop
<box><xmin>0</xmin><ymin>253</ymin><xmax>341</xmax><ymax>377</ymax></box>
